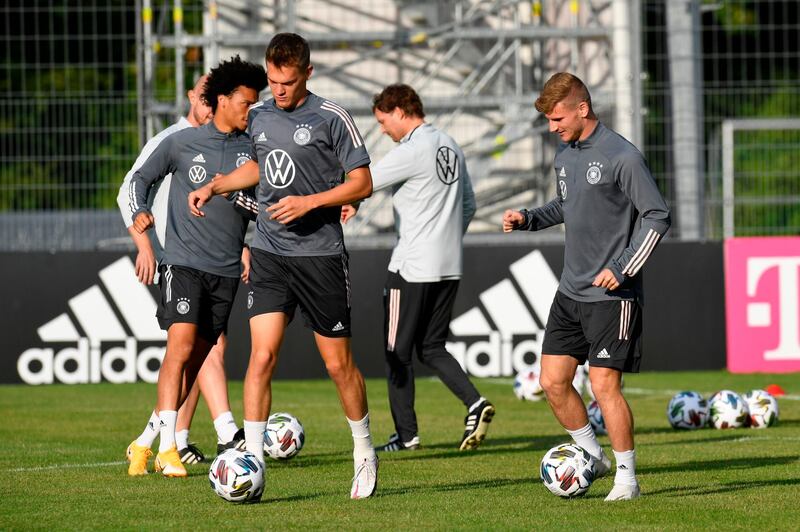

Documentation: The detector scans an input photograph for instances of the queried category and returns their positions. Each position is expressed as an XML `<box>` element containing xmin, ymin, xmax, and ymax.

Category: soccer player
<box><xmin>127</xmin><ymin>56</ymin><xmax>267</xmax><ymax>477</ymax></box>
<box><xmin>359</xmin><ymin>84</ymin><xmax>494</xmax><ymax>452</ymax></box>
<box><xmin>503</xmin><ymin>72</ymin><xmax>671</xmax><ymax>501</ymax></box>
<box><xmin>188</xmin><ymin>33</ymin><xmax>378</xmax><ymax>499</ymax></box>
<box><xmin>119</xmin><ymin>75</ymin><xmax>248</xmax><ymax>473</ymax></box>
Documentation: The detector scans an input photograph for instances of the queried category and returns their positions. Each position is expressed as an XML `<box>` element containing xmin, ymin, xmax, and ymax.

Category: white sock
<box><xmin>175</xmin><ymin>429</ymin><xmax>189</xmax><ymax>451</ymax></box>
<box><xmin>158</xmin><ymin>410</ymin><xmax>178</xmax><ymax>452</ymax></box>
<box><xmin>613</xmin><ymin>449</ymin><xmax>638</xmax><ymax>486</ymax></box>
<box><xmin>347</xmin><ymin>413</ymin><xmax>376</xmax><ymax>462</ymax></box>
<box><xmin>567</xmin><ymin>423</ymin><xmax>603</xmax><ymax>459</ymax></box>
<box><xmin>244</xmin><ymin>420</ymin><xmax>267</xmax><ymax>464</ymax></box>
<box><xmin>213</xmin><ymin>411</ymin><xmax>239</xmax><ymax>444</ymax></box>
<box><xmin>468</xmin><ymin>396</ymin><xmax>486</xmax><ymax>412</ymax></box>
<box><xmin>135</xmin><ymin>411</ymin><xmax>160</xmax><ymax>448</ymax></box>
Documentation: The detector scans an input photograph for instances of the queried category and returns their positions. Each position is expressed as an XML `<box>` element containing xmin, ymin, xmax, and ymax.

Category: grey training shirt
<box><xmin>129</xmin><ymin>121</ymin><xmax>254</xmax><ymax>278</ymax></box>
<box><xmin>371</xmin><ymin>123</ymin><xmax>476</xmax><ymax>282</ymax></box>
<box><xmin>247</xmin><ymin>92</ymin><xmax>371</xmax><ymax>256</ymax></box>
<box><xmin>117</xmin><ymin>116</ymin><xmax>191</xmax><ymax>256</ymax></box>
<box><xmin>519</xmin><ymin>122</ymin><xmax>671</xmax><ymax>302</ymax></box>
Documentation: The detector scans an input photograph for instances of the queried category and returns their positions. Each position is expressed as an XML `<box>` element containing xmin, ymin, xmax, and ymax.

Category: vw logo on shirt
<box><xmin>188</xmin><ymin>165</ymin><xmax>207</xmax><ymax>184</ymax></box>
<box><xmin>265</xmin><ymin>149</ymin><xmax>296</xmax><ymax>188</ymax></box>
<box><xmin>435</xmin><ymin>146</ymin><xmax>459</xmax><ymax>185</ymax></box>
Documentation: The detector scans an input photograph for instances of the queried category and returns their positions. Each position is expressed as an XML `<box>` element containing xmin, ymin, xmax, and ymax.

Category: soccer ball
<box><xmin>586</xmin><ymin>400</ymin><xmax>607</xmax><ymax>435</ymax></box>
<box><xmin>708</xmin><ymin>390</ymin><xmax>749</xmax><ymax>429</ymax></box>
<box><xmin>513</xmin><ymin>371</ymin><xmax>544</xmax><ymax>401</ymax></box>
<box><xmin>743</xmin><ymin>389</ymin><xmax>779</xmax><ymax>429</ymax></box>
<box><xmin>208</xmin><ymin>449</ymin><xmax>264</xmax><ymax>503</ymax></box>
<box><xmin>540</xmin><ymin>443</ymin><xmax>595</xmax><ymax>498</ymax></box>
<box><xmin>264</xmin><ymin>412</ymin><xmax>305</xmax><ymax>460</ymax></box>
<box><xmin>667</xmin><ymin>391</ymin><xmax>709</xmax><ymax>430</ymax></box>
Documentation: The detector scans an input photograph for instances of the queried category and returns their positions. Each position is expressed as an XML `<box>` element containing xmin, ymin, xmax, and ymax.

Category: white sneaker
<box><xmin>604</xmin><ymin>483</ymin><xmax>640</xmax><ymax>501</ymax></box>
<box><xmin>350</xmin><ymin>456</ymin><xmax>378</xmax><ymax>499</ymax></box>
<box><xmin>592</xmin><ymin>448</ymin><xmax>612</xmax><ymax>479</ymax></box>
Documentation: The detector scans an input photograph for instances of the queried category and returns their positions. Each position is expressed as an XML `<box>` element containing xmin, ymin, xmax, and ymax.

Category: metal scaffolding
<box><xmin>137</xmin><ymin>0</ymin><xmax>631</xmax><ymax>236</ymax></box>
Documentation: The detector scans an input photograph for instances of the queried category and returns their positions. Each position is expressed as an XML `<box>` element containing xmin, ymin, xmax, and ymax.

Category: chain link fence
<box><xmin>1</xmin><ymin>0</ymin><xmax>797</xmax><ymax>251</ymax></box>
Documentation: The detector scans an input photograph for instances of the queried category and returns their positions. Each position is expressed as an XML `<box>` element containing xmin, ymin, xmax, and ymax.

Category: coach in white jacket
<box><xmin>361</xmin><ymin>84</ymin><xmax>494</xmax><ymax>452</ymax></box>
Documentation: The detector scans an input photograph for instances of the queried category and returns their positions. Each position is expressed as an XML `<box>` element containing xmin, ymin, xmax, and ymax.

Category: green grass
<box><xmin>1</xmin><ymin>372</ymin><xmax>798</xmax><ymax>530</ymax></box>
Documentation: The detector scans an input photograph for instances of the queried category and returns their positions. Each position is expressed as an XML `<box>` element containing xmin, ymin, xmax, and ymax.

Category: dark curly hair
<box><xmin>202</xmin><ymin>55</ymin><xmax>267</xmax><ymax>113</ymax></box>
<box><xmin>372</xmin><ymin>84</ymin><xmax>425</xmax><ymax>118</ymax></box>
<box><xmin>265</xmin><ymin>33</ymin><xmax>310</xmax><ymax>71</ymax></box>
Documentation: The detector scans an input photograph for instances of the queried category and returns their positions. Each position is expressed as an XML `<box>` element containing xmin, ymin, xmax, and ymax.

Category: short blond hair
<box><xmin>534</xmin><ymin>72</ymin><xmax>592</xmax><ymax>114</ymax></box>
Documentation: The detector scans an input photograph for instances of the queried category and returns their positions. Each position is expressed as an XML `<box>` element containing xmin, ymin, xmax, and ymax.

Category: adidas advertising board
<box><xmin>445</xmin><ymin>250</ymin><xmax>557</xmax><ymax>377</ymax></box>
<box><xmin>15</xmin><ymin>256</ymin><xmax>168</xmax><ymax>385</ymax></box>
<box><xmin>1</xmin><ymin>242</ymin><xmax>726</xmax><ymax>385</ymax></box>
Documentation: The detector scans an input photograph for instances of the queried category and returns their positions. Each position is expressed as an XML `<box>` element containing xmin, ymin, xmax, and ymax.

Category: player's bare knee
<box><xmin>250</xmin><ymin>348</ymin><xmax>278</xmax><ymax>377</ymax></box>
<box><xmin>539</xmin><ymin>372</ymin><xmax>571</xmax><ymax>396</ymax></box>
<box><xmin>325</xmin><ymin>356</ymin><xmax>356</xmax><ymax>383</ymax></box>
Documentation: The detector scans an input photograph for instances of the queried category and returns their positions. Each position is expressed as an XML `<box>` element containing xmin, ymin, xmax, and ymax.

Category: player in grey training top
<box><xmin>127</xmin><ymin>57</ymin><xmax>266</xmax><ymax>479</ymax></box>
<box><xmin>119</xmin><ymin>75</ymin><xmax>248</xmax><ymax>471</ymax></box>
<box><xmin>188</xmin><ymin>33</ymin><xmax>378</xmax><ymax>499</ymax></box>
<box><xmin>504</xmin><ymin>73</ymin><xmax>670</xmax><ymax>502</ymax></box>
<box><xmin>247</xmin><ymin>91</ymin><xmax>370</xmax><ymax>256</ymax></box>
<box><xmin>358</xmin><ymin>84</ymin><xmax>494</xmax><ymax>453</ymax></box>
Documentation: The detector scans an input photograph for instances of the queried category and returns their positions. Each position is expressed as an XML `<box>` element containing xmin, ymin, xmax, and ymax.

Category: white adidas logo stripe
<box><xmin>449</xmin><ymin>250</ymin><xmax>558</xmax><ymax>339</ymax></box>
<box><xmin>597</xmin><ymin>348</ymin><xmax>610</xmax><ymax>358</ymax></box>
<box><xmin>256</xmin><ymin>132</ymin><xmax>267</xmax><ymax>142</ymax></box>
<box><xmin>193</xmin><ymin>153</ymin><xmax>206</xmax><ymax>163</ymax></box>
<box><xmin>38</xmin><ymin>256</ymin><xmax>165</xmax><ymax>343</ymax></box>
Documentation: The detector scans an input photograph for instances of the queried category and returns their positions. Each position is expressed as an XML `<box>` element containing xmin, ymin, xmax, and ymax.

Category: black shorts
<box><xmin>248</xmin><ymin>248</ymin><xmax>351</xmax><ymax>338</ymax></box>
<box><xmin>156</xmin><ymin>264</ymin><xmax>239</xmax><ymax>344</ymax></box>
<box><xmin>541</xmin><ymin>291</ymin><xmax>642</xmax><ymax>373</ymax></box>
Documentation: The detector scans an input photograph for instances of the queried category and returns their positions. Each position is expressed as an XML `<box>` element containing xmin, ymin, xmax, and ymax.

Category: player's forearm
<box><xmin>210</xmin><ymin>160</ymin><xmax>259</xmax><ymax>196</ymax></box>
<box><xmin>307</xmin><ymin>167</ymin><xmax>373</xmax><ymax>209</ymax></box>
<box><xmin>128</xmin><ymin>225</ymin><xmax>152</xmax><ymax>246</ymax></box>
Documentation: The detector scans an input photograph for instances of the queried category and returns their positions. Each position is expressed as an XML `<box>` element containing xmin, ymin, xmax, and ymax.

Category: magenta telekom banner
<box><xmin>725</xmin><ymin>237</ymin><xmax>800</xmax><ymax>373</ymax></box>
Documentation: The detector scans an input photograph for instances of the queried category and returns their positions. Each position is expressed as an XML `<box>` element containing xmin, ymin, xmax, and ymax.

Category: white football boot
<box><xmin>350</xmin><ymin>456</ymin><xmax>378</xmax><ymax>499</ymax></box>
<box><xmin>605</xmin><ymin>483</ymin><xmax>640</xmax><ymax>501</ymax></box>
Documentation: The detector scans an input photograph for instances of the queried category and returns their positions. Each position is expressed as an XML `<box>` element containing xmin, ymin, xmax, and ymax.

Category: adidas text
<box><xmin>18</xmin><ymin>338</ymin><xmax>165</xmax><ymax>385</ymax></box>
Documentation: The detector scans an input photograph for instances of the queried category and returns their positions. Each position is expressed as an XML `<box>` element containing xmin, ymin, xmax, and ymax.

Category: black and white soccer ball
<box><xmin>208</xmin><ymin>449</ymin><xmax>264</xmax><ymax>503</ymax></box>
<box><xmin>264</xmin><ymin>412</ymin><xmax>305</xmax><ymax>460</ymax></box>
<box><xmin>667</xmin><ymin>391</ymin><xmax>709</xmax><ymax>429</ymax></box>
<box><xmin>540</xmin><ymin>443</ymin><xmax>595</xmax><ymax>498</ymax></box>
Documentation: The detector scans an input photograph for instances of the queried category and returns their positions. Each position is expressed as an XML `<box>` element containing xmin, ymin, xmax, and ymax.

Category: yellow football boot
<box><xmin>126</xmin><ymin>441</ymin><xmax>153</xmax><ymax>476</ymax></box>
<box><xmin>154</xmin><ymin>446</ymin><xmax>187</xmax><ymax>477</ymax></box>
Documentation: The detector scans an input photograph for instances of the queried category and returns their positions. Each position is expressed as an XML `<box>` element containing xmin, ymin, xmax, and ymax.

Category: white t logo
<box><xmin>265</xmin><ymin>149</ymin><xmax>296</xmax><ymax>189</ymax></box>
<box><xmin>747</xmin><ymin>257</ymin><xmax>800</xmax><ymax>360</ymax></box>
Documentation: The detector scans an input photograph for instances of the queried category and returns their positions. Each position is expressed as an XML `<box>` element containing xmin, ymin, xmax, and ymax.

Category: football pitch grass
<box><xmin>1</xmin><ymin>371</ymin><xmax>798</xmax><ymax>530</ymax></box>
